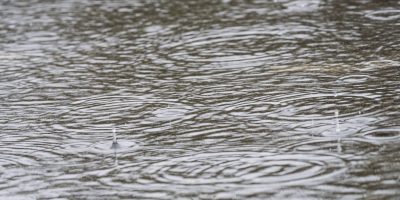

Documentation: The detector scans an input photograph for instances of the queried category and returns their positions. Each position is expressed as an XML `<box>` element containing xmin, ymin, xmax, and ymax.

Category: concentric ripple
<box><xmin>159</xmin><ymin>25</ymin><xmax>304</xmax><ymax>63</ymax></box>
<box><xmin>138</xmin><ymin>151</ymin><xmax>346</xmax><ymax>186</ymax></box>
<box><xmin>1</xmin><ymin>0</ymin><xmax>400</xmax><ymax>199</ymax></box>
<box><xmin>267</xmin><ymin>93</ymin><xmax>381</xmax><ymax>121</ymax></box>
<box><xmin>279</xmin><ymin>137</ymin><xmax>382</xmax><ymax>156</ymax></box>
<box><xmin>56</xmin><ymin>94</ymin><xmax>194</xmax><ymax>132</ymax></box>
<box><xmin>58</xmin><ymin>137</ymin><xmax>139</xmax><ymax>155</ymax></box>
<box><xmin>363</xmin><ymin>128</ymin><xmax>400</xmax><ymax>141</ymax></box>
<box><xmin>337</xmin><ymin>75</ymin><xmax>374</xmax><ymax>84</ymax></box>
<box><xmin>365</xmin><ymin>10</ymin><xmax>400</xmax><ymax>21</ymax></box>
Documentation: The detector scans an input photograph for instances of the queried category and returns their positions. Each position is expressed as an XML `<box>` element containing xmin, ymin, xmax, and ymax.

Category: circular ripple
<box><xmin>56</xmin><ymin>95</ymin><xmax>194</xmax><ymax>132</ymax></box>
<box><xmin>0</xmin><ymin>134</ymin><xmax>64</xmax><ymax>168</ymax></box>
<box><xmin>59</xmin><ymin>139</ymin><xmax>140</xmax><ymax>156</ymax></box>
<box><xmin>267</xmin><ymin>93</ymin><xmax>381</xmax><ymax>121</ymax></box>
<box><xmin>337</xmin><ymin>75</ymin><xmax>374</xmax><ymax>84</ymax></box>
<box><xmin>363</xmin><ymin>129</ymin><xmax>400</xmax><ymax>141</ymax></box>
<box><xmin>159</xmin><ymin>27</ymin><xmax>300</xmax><ymax>63</ymax></box>
<box><xmin>279</xmin><ymin>137</ymin><xmax>382</xmax><ymax>156</ymax></box>
<box><xmin>139</xmin><ymin>151</ymin><xmax>345</xmax><ymax>185</ymax></box>
<box><xmin>365</xmin><ymin>10</ymin><xmax>400</xmax><ymax>21</ymax></box>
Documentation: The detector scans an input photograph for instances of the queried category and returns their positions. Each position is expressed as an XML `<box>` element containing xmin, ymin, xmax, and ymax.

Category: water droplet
<box><xmin>335</xmin><ymin>110</ymin><xmax>340</xmax><ymax>133</ymax></box>
<box><xmin>337</xmin><ymin>138</ymin><xmax>342</xmax><ymax>153</ymax></box>
<box><xmin>111</xmin><ymin>128</ymin><xmax>120</xmax><ymax>149</ymax></box>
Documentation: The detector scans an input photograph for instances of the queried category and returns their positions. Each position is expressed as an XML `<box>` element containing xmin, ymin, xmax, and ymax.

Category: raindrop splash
<box><xmin>335</xmin><ymin>110</ymin><xmax>340</xmax><ymax>133</ymax></box>
<box><xmin>111</xmin><ymin>128</ymin><xmax>120</xmax><ymax>150</ymax></box>
<box><xmin>337</xmin><ymin>138</ymin><xmax>342</xmax><ymax>153</ymax></box>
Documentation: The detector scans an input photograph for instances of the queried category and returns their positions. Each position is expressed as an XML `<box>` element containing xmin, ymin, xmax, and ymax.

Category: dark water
<box><xmin>1</xmin><ymin>0</ymin><xmax>400</xmax><ymax>199</ymax></box>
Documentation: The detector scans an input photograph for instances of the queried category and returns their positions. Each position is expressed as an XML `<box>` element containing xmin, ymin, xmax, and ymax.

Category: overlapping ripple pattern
<box><xmin>0</xmin><ymin>0</ymin><xmax>399</xmax><ymax>199</ymax></box>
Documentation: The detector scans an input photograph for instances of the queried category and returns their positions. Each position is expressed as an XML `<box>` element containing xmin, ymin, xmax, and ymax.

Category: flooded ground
<box><xmin>0</xmin><ymin>0</ymin><xmax>399</xmax><ymax>199</ymax></box>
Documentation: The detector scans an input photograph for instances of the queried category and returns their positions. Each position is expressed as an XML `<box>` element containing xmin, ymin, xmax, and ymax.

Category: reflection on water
<box><xmin>0</xmin><ymin>0</ymin><xmax>399</xmax><ymax>199</ymax></box>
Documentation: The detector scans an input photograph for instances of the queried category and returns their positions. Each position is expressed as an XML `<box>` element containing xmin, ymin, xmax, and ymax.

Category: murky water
<box><xmin>1</xmin><ymin>0</ymin><xmax>399</xmax><ymax>199</ymax></box>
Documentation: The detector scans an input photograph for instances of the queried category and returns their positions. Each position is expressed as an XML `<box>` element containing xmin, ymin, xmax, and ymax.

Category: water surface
<box><xmin>0</xmin><ymin>0</ymin><xmax>399</xmax><ymax>199</ymax></box>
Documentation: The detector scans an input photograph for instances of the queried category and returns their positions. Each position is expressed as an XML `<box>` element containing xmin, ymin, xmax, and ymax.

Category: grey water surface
<box><xmin>0</xmin><ymin>0</ymin><xmax>400</xmax><ymax>199</ymax></box>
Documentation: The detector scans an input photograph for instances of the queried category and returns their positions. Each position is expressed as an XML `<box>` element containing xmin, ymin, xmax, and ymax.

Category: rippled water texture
<box><xmin>1</xmin><ymin>0</ymin><xmax>400</xmax><ymax>199</ymax></box>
